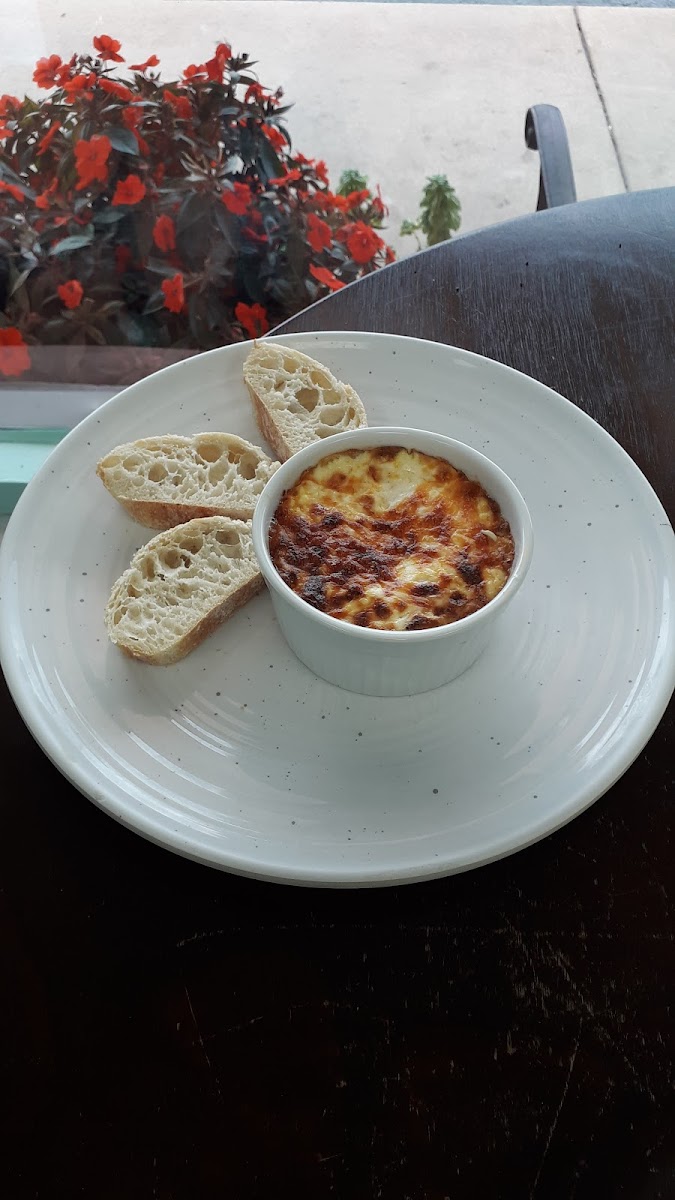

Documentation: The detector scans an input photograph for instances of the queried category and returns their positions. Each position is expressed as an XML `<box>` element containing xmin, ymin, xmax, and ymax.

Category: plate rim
<box><xmin>1</xmin><ymin>330</ymin><xmax>674</xmax><ymax>886</ymax></box>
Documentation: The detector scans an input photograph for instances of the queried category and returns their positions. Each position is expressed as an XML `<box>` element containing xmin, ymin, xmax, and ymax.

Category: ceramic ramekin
<box><xmin>252</xmin><ymin>427</ymin><xmax>533</xmax><ymax>697</ymax></box>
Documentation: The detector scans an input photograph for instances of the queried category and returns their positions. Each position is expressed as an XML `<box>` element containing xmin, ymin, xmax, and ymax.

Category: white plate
<box><xmin>1</xmin><ymin>333</ymin><xmax>674</xmax><ymax>887</ymax></box>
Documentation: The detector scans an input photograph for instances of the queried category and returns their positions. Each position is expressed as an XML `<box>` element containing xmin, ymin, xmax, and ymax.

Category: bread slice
<box><xmin>105</xmin><ymin>517</ymin><xmax>262</xmax><ymax>665</ymax></box>
<box><xmin>97</xmin><ymin>433</ymin><xmax>279</xmax><ymax>530</ymax></box>
<box><xmin>243</xmin><ymin>342</ymin><xmax>367</xmax><ymax>461</ymax></box>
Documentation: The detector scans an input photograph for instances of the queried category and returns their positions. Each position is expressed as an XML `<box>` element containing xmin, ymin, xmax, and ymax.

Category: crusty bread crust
<box><xmin>105</xmin><ymin>517</ymin><xmax>262</xmax><ymax>665</ymax></box>
<box><xmin>116</xmin><ymin>571</ymin><xmax>263</xmax><ymax>665</ymax></box>
<box><xmin>97</xmin><ymin>433</ymin><xmax>279</xmax><ymax>528</ymax></box>
<box><xmin>245</xmin><ymin>382</ymin><xmax>292</xmax><ymax>461</ymax></box>
<box><xmin>243</xmin><ymin>343</ymin><xmax>367</xmax><ymax>463</ymax></box>
<box><xmin>114</xmin><ymin>497</ymin><xmax>256</xmax><ymax>530</ymax></box>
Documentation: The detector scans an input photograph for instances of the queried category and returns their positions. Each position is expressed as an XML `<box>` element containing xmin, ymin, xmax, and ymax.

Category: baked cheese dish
<box><xmin>269</xmin><ymin>447</ymin><xmax>515</xmax><ymax>631</ymax></box>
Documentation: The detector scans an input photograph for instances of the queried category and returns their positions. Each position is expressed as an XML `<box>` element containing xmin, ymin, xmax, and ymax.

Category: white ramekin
<box><xmin>252</xmin><ymin>427</ymin><xmax>533</xmax><ymax>697</ymax></box>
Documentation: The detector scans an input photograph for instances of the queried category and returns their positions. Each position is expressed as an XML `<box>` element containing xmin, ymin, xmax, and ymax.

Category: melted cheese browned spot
<box><xmin>268</xmin><ymin>447</ymin><xmax>515</xmax><ymax>630</ymax></box>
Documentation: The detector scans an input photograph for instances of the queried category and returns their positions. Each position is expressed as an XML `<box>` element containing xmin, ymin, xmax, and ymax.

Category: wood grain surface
<box><xmin>1</xmin><ymin>189</ymin><xmax>673</xmax><ymax>1200</ymax></box>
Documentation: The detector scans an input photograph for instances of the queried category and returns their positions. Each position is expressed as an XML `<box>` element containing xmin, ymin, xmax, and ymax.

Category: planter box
<box><xmin>15</xmin><ymin>345</ymin><xmax>197</xmax><ymax>388</ymax></box>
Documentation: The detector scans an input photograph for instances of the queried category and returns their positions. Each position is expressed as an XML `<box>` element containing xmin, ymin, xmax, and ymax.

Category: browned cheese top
<box><xmin>268</xmin><ymin>447</ymin><xmax>515</xmax><ymax>630</ymax></box>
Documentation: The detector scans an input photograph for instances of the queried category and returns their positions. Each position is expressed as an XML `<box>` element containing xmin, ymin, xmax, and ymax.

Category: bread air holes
<box><xmin>159</xmin><ymin>548</ymin><xmax>182</xmax><ymax>570</ymax></box>
<box><xmin>195</xmin><ymin>439</ymin><xmax>223</xmax><ymax>463</ymax></box>
<box><xmin>294</xmin><ymin>386</ymin><xmax>320</xmax><ymax>413</ymax></box>
<box><xmin>208</xmin><ymin>455</ymin><xmax>237</xmax><ymax>486</ymax></box>
<box><xmin>318</xmin><ymin>405</ymin><xmax>344</xmax><ymax>427</ymax></box>
<box><xmin>215</xmin><ymin>528</ymin><xmax>241</xmax><ymax>556</ymax></box>
<box><xmin>148</xmin><ymin>462</ymin><xmax>168</xmax><ymax>483</ymax></box>
<box><xmin>122</xmin><ymin>456</ymin><xmax>141</xmax><ymax>471</ymax></box>
<box><xmin>177</xmin><ymin>536</ymin><xmax>201</xmax><ymax>555</ymax></box>
<box><xmin>237</xmin><ymin>453</ymin><xmax>257</xmax><ymax>480</ymax></box>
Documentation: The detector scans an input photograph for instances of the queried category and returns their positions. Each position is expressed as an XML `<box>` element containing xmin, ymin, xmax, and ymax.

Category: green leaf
<box><xmin>9</xmin><ymin>266</ymin><xmax>34</xmax><ymax>296</ymax></box>
<box><xmin>84</xmin><ymin>324</ymin><xmax>106</xmax><ymax>346</ymax></box>
<box><xmin>145</xmin><ymin>256</ymin><xmax>182</xmax><ymax>279</ymax></box>
<box><xmin>337</xmin><ymin>169</ymin><xmax>368</xmax><ymax>197</ymax></box>
<box><xmin>417</xmin><ymin>175</ymin><xmax>461</xmax><ymax>246</ymax></box>
<box><xmin>212</xmin><ymin>202</ymin><xmax>237</xmax><ymax>246</ymax></box>
<box><xmin>93</xmin><ymin>208</ymin><xmax>126</xmax><ymax>226</ymax></box>
<box><xmin>254</xmin><ymin>135</ymin><xmax>283</xmax><ymax>182</ymax></box>
<box><xmin>102</xmin><ymin>126</ymin><xmax>139</xmax><ymax>156</ymax></box>
<box><xmin>49</xmin><ymin>231</ymin><xmax>94</xmax><ymax>255</ymax></box>
<box><xmin>143</xmin><ymin>289</ymin><xmax>166</xmax><ymax>315</ymax></box>
<box><xmin>117</xmin><ymin>308</ymin><xmax>150</xmax><ymax>346</ymax></box>
<box><xmin>177</xmin><ymin>191</ymin><xmax>209</xmax><ymax>234</ymax></box>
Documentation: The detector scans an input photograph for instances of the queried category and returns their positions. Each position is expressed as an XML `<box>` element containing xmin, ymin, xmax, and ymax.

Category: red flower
<box><xmin>153</xmin><ymin>214</ymin><xmax>176</xmax><ymax>251</ymax></box>
<box><xmin>0</xmin><ymin>125</ymin><xmax>12</xmax><ymax>141</ymax></box>
<box><xmin>120</xmin><ymin>108</ymin><xmax>148</xmax><ymax>155</ymax></box>
<box><xmin>183</xmin><ymin>63</ymin><xmax>208</xmax><ymax>83</ymax></box>
<box><xmin>0</xmin><ymin>94</ymin><xmax>19</xmax><ymax>117</ymax></box>
<box><xmin>33</xmin><ymin>55</ymin><xmax>62</xmax><ymax>89</ymax></box>
<box><xmin>309</xmin><ymin>264</ymin><xmax>345</xmax><ymax>292</ymax></box>
<box><xmin>121</xmin><ymin>106</ymin><xmax>140</xmax><ymax>129</ymax></box>
<box><xmin>306</xmin><ymin>213</ymin><xmax>332</xmax><ymax>254</ymax></box>
<box><xmin>115</xmin><ymin>244</ymin><xmax>132</xmax><ymax>274</ymax></box>
<box><xmin>130</xmin><ymin>54</ymin><xmax>159</xmax><ymax>72</ymax></box>
<box><xmin>93</xmin><ymin>35</ymin><xmax>124</xmax><ymax>63</ymax></box>
<box><xmin>35</xmin><ymin>179</ymin><xmax>58</xmax><ymax>210</ymax></box>
<box><xmin>221</xmin><ymin>182</ymin><xmax>251</xmax><ymax>215</ymax></box>
<box><xmin>243</xmin><ymin>226</ymin><xmax>267</xmax><ymax>245</ymax></box>
<box><xmin>235</xmin><ymin>302</ymin><xmax>269</xmax><ymax>339</ymax></box>
<box><xmin>0</xmin><ymin>328</ymin><xmax>30</xmax><ymax>378</ymax></box>
<box><xmin>261</xmin><ymin>123</ymin><xmax>286</xmax><ymax>152</ymax></box>
<box><xmin>112</xmin><ymin>174</ymin><xmax>146</xmax><ymax>206</ymax></box>
<box><xmin>161</xmin><ymin>273</ymin><xmax>185</xmax><ymax>313</ymax></box>
<box><xmin>164</xmin><ymin>90</ymin><xmax>192</xmax><ymax>120</ymax></box>
<box><xmin>345</xmin><ymin>189</ymin><xmax>370</xmax><ymax>209</ymax></box>
<box><xmin>74</xmin><ymin>134</ymin><xmax>111</xmax><ymax>190</ymax></box>
<box><xmin>62</xmin><ymin>73</ymin><xmax>96</xmax><ymax>101</ymax></box>
<box><xmin>204</xmin><ymin>43</ymin><xmax>231</xmax><ymax>82</ymax></box>
<box><xmin>99</xmin><ymin>78</ymin><xmax>133</xmax><ymax>102</ymax></box>
<box><xmin>385</xmin><ymin>246</ymin><xmax>396</xmax><ymax>265</ymax></box>
<box><xmin>37</xmin><ymin>120</ymin><xmax>61</xmax><ymax>154</ymax></box>
<box><xmin>313</xmin><ymin>190</ymin><xmax>347</xmax><ymax>213</ymax></box>
<box><xmin>315</xmin><ymin>160</ymin><xmax>329</xmax><ymax>185</ymax></box>
<box><xmin>244</xmin><ymin>82</ymin><xmax>268</xmax><ymax>104</ymax></box>
<box><xmin>268</xmin><ymin>168</ymin><xmax>302</xmax><ymax>187</ymax></box>
<box><xmin>344</xmin><ymin>220</ymin><xmax>384</xmax><ymax>265</ymax></box>
<box><xmin>57</xmin><ymin>279</ymin><xmax>83</xmax><ymax>309</ymax></box>
<box><xmin>0</xmin><ymin>181</ymin><xmax>24</xmax><ymax>201</ymax></box>
<box><xmin>372</xmin><ymin>186</ymin><xmax>388</xmax><ymax>220</ymax></box>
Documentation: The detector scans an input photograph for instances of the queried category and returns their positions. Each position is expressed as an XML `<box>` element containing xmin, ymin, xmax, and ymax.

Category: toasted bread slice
<box><xmin>97</xmin><ymin>433</ymin><xmax>279</xmax><ymax>529</ymax></box>
<box><xmin>105</xmin><ymin>517</ymin><xmax>262</xmax><ymax>665</ymax></box>
<box><xmin>243</xmin><ymin>342</ymin><xmax>367</xmax><ymax>461</ymax></box>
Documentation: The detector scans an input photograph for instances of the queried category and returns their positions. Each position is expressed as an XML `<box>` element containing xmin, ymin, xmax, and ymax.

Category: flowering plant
<box><xmin>0</xmin><ymin>36</ymin><xmax>394</xmax><ymax>378</ymax></box>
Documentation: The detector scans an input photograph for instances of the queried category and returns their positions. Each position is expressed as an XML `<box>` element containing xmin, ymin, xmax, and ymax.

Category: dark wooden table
<box><xmin>2</xmin><ymin>188</ymin><xmax>674</xmax><ymax>1200</ymax></box>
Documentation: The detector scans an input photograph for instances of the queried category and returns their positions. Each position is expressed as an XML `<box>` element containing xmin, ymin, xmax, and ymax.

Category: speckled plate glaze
<box><xmin>1</xmin><ymin>333</ymin><xmax>674</xmax><ymax>887</ymax></box>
